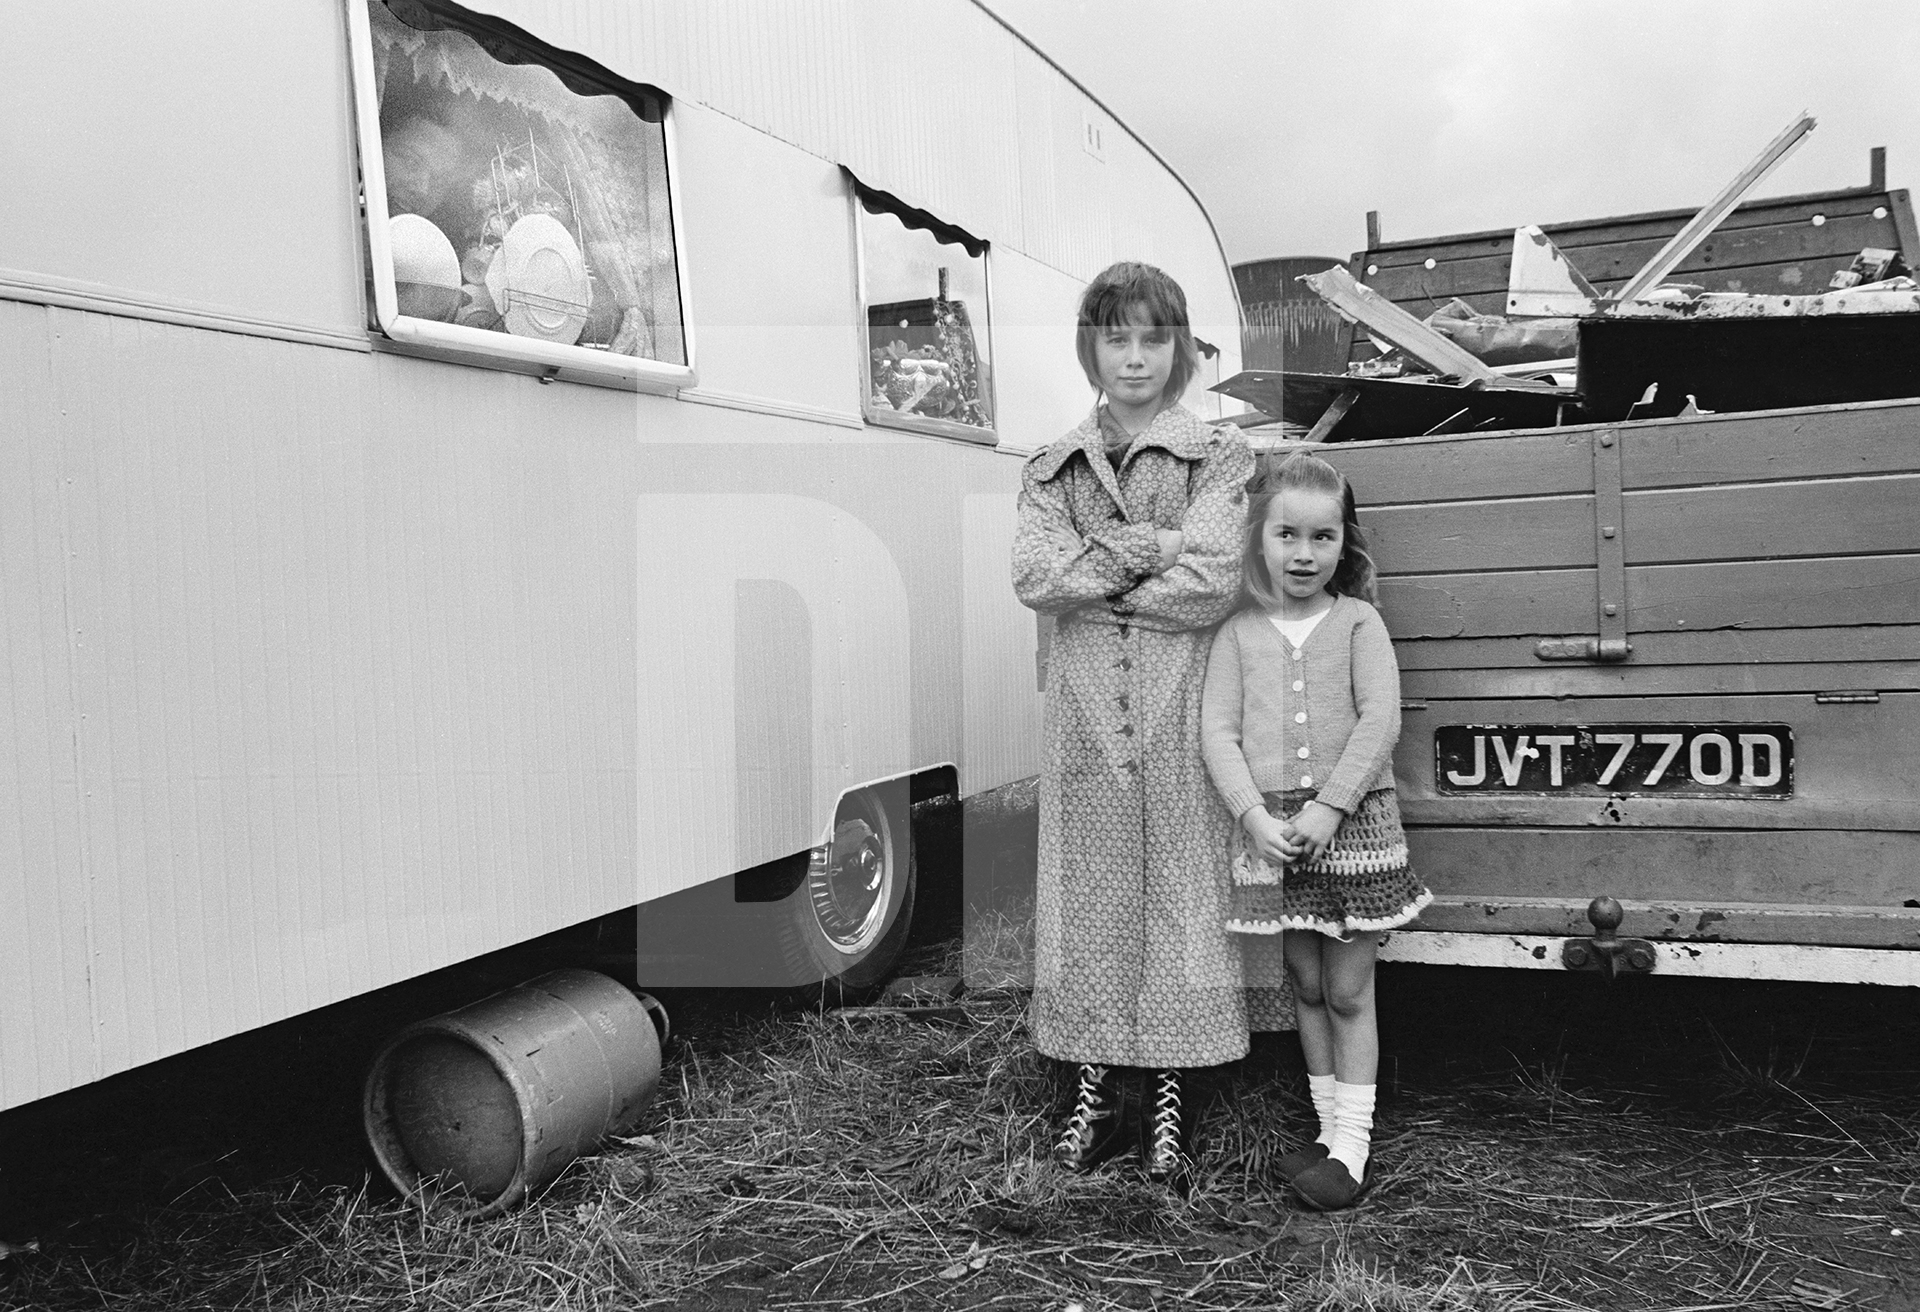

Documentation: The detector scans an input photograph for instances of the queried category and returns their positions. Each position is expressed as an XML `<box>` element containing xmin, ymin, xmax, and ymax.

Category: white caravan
<box><xmin>0</xmin><ymin>0</ymin><xmax>1243</xmax><ymax>1111</ymax></box>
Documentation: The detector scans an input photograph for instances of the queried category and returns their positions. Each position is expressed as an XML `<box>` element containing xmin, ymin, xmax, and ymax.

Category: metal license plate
<box><xmin>1435</xmin><ymin>723</ymin><xmax>1794</xmax><ymax>798</ymax></box>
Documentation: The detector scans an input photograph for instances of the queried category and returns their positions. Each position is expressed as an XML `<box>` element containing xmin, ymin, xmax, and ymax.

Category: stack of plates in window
<box><xmin>483</xmin><ymin>214</ymin><xmax>593</xmax><ymax>345</ymax></box>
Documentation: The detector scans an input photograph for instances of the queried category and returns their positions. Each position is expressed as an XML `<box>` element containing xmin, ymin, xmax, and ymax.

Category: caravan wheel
<box><xmin>782</xmin><ymin>784</ymin><xmax>915</xmax><ymax>1004</ymax></box>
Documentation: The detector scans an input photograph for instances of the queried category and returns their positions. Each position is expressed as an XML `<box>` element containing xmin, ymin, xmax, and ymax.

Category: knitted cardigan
<box><xmin>1200</xmin><ymin>595</ymin><xmax>1402</xmax><ymax>820</ymax></box>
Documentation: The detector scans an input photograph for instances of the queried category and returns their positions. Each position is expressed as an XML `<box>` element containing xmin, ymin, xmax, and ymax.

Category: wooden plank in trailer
<box><xmin>1360</xmin><ymin>204</ymin><xmax>1903</xmax><ymax>311</ymax></box>
<box><xmin>1341</xmin><ymin>174</ymin><xmax>1919</xmax><ymax>364</ymax></box>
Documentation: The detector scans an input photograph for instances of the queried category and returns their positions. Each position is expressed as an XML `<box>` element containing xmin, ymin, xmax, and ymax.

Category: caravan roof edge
<box><xmin>968</xmin><ymin>0</ymin><xmax>1241</xmax><ymax>323</ymax></box>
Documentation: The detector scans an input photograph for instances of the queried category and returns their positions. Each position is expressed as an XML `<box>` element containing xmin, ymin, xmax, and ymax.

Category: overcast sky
<box><xmin>986</xmin><ymin>0</ymin><xmax>1920</xmax><ymax>268</ymax></box>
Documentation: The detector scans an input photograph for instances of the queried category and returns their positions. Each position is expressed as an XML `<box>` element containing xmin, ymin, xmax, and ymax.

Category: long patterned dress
<box><xmin>1012</xmin><ymin>404</ymin><xmax>1292</xmax><ymax>1068</ymax></box>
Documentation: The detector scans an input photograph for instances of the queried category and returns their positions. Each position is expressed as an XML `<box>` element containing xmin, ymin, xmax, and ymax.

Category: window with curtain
<box><xmin>362</xmin><ymin>0</ymin><xmax>686</xmax><ymax>371</ymax></box>
<box><xmin>855</xmin><ymin>186</ymin><xmax>994</xmax><ymax>441</ymax></box>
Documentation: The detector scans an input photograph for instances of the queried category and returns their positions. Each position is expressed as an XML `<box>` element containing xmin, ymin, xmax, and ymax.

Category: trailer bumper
<box><xmin>1378</xmin><ymin>930</ymin><xmax>1920</xmax><ymax>986</ymax></box>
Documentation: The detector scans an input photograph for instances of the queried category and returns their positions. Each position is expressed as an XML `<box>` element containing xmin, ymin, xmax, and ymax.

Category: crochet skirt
<box><xmin>1226</xmin><ymin>787</ymin><xmax>1431</xmax><ymax>938</ymax></box>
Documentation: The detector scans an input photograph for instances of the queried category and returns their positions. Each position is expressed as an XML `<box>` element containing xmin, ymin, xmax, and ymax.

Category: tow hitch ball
<box><xmin>1562</xmin><ymin>897</ymin><xmax>1657</xmax><ymax>979</ymax></box>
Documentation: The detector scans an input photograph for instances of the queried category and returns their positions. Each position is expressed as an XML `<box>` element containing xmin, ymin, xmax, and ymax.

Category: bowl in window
<box><xmin>389</xmin><ymin>214</ymin><xmax>463</xmax><ymax>323</ymax></box>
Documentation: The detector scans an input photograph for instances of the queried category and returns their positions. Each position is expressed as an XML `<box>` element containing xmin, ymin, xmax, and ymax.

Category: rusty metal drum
<box><xmin>363</xmin><ymin>969</ymin><xmax>666</xmax><ymax>1218</ymax></box>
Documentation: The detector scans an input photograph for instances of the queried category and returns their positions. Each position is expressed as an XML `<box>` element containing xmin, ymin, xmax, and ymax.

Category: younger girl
<box><xmin>1013</xmin><ymin>262</ymin><xmax>1287</xmax><ymax>1191</ymax></box>
<box><xmin>1200</xmin><ymin>452</ymin><xmax>1430</xmax><ymax>1210</ymax></box>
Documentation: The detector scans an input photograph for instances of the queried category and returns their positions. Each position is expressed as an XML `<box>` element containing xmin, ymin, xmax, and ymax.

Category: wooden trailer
<box><xmin>1215</xmin><ymin>165</ymin><xmax>1920</xmax><ymax>986</ymax></box>
<box><xmin>1291</xmin><ymin>399</ymin><xmax>1920</xmax><ymax>985</ymax></box>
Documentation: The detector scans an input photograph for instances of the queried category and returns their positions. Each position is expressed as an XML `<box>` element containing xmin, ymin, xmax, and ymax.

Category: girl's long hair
<box><xmin>1074</xmin><ymin>261</ymin><xmax>1201</xmax><ymax>402</ymax></box>
<box><xmin>1243</xmin><ymin>452</ymin><xmax>1379</xmax><ymax>608</ymax></box>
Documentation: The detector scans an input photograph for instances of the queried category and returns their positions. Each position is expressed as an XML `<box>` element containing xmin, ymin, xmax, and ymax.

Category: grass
<box><xmin>2</xmin><ymin>923</ymin><xmax>1918</xmax><ymax>1311</ymax></box>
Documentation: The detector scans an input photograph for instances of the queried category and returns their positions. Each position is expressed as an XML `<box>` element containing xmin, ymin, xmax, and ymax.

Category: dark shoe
<box><xmin>1139</xmin><ymin>1068</ymin><xmax>1194</xmax><ymax>1192</ymax></box>
<box><xmin>1274</xmin><ymin>1140</ymin><xmax>1329</xmax><ymax>1182</ymax></box>
<box><xmin>1052</xmin><ymin>1064</ymin><xmax>1130</xmax><ymax>1172</ymax></box>
<box><xmin>1291</xmin><ymin>1155</ymin><xmax>1370</xmax><ymax>1210</ymax></box>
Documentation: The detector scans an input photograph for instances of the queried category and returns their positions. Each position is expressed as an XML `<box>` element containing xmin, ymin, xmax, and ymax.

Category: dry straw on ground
<box><xmin>2</xmin><ymin>925</ymin><xmax>1916</xmax><ymax>1311</ymax></box>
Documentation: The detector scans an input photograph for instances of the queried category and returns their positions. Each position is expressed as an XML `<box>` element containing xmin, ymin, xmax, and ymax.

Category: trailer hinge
<box><xmin>1535</xmin><ymin>636</ymin><xmax>1632</xmax><ymax>662</ymax></box>
<box><xmin>1561</xmin><ymin>896</ymin><xmax>1656</xmax><ymax>980</ymax></box>
<box><xmin>1535</xmin><ymin>429</ymin><xmax>1632</xmax><ymax>664</ymax></box>
<box><xmin>1593</xmin><ymin>430</ymin><xmax>1628</xmax><ymax>654</ymax></box>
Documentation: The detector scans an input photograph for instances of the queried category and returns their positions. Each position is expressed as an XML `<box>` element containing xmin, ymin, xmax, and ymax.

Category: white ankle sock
<box><xmin>1308</xmin><ymin>1073</ymin><xmax>1338</xmax><ymax>1147</ymax></box>
<box><xmin>1329</xmin><ymin>1081</ymin><xmax>1375</xmax><ymax>1179</ymax></box>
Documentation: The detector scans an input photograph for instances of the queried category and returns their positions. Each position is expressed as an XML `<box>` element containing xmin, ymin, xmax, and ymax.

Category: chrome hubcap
<box><xmin>808</xmin><ymin>813</ymin><xmax>891</xmax><ymax>954</ymax></box>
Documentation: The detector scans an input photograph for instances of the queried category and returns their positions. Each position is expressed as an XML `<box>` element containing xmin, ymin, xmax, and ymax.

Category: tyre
<box><xmin>779</xmin><ymin>782</ymin><xmax>916</xmax><ymax>1004</ymax></box>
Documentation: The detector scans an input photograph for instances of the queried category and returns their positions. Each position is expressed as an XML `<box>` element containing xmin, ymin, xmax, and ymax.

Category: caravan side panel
<box><xmin>14</xmin><ymin>305</ymin><xmax>647</xmax><ymax>1088</ymax></box>
<box><xmin>0</xmin><ymin>0</ymin><xmax>364</xmax><ymax>342</ymax></box>
<box><xmin>0</xmin><ymin>309</ymin><xmax>96</xmax><ymax>1108</ymax></box>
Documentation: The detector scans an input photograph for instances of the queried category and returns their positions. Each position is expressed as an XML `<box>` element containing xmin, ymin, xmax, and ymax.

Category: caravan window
<box><xmin>855</xmin><ymin>187</ymin><xmax>995</xmax><ymax>442</ymax></box>
<box><xmin>350</xmin><ymin>0</ymin><xmax>691</xmax><ymax>387</ymax></box>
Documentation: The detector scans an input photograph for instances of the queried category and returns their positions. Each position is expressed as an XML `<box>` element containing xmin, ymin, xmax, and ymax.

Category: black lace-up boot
<box><xmin>1140</xmin><ymin>1068</ymin><xmax>1193</xmax><ymax>1191</ymax></box>
<box><xmin>1052</xmin><ymin>1064</ymin><xmax>1130</xmax><ymax>1172</ymax></box>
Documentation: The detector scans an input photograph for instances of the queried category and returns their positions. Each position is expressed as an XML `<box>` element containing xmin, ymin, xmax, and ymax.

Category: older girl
<box><xmin>1012</xmin><ymin>262</ymin><xmax>1288</xmax><ymax>1191</ymax></box>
